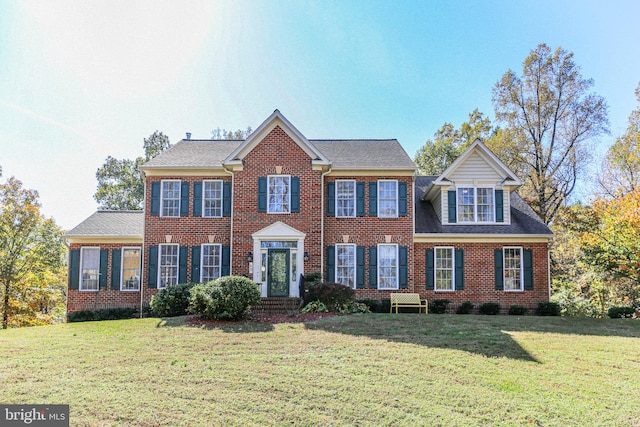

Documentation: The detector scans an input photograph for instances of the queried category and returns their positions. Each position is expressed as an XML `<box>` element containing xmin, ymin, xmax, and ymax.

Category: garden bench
<box><xmin>390</xmin><ymin>293</ymin><xmax>428</xmax><ymax>314</ymax></box>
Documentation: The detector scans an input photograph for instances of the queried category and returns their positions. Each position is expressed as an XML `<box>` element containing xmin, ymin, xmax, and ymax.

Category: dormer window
<box><xmin>457</xmin><ymin>187</ymin><xmax>494</xmax><ymax>223</ymax></box>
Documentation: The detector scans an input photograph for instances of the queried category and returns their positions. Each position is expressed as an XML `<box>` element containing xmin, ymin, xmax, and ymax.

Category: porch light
<box><xmin>303</xmin><ymin>252</ymin><xmax>309</xmax><ymax>262</ymax></box>
<box><xmin>247</xmin><ymin>251</ymin><xmax>253</xmax><ymax>262</ymax></box>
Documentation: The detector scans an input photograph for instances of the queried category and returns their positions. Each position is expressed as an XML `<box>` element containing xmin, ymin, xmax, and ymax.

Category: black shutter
<box><xmin>68</xmin><ymin>249</ymin><xmax>80</xmax><ymax>290</ymax></box>
<box><xmin>399</xmin><ymin>182</ymin><xmax>408</xmax><ymax>217</ymax></box>
<box><xmin>369</xmin><ymin>182</ymin><xmax>378</xmax><ymax>216</ymax></box>
<box><xmin>455</xmin><ymin>249</ymin><xmax>464</xmax><ymax>290</ymax></box>
<box><xmin>99</xmin><ymin>249</ymin><xmax>109</xmax><ymax>289</ymax></box>
<box><xmin>223</xmin><ymin>182</ymin><xmax>232</xmax><ymax>217</ymax></box>
<box><xmin>326</xmin><ymin>182</ymin><xmax>335</xmax><ymax>217</ymax></box>
<box><xmin>193</xmin><ymin>181</ymin><xmax>202</xmax><ymax>217</ymax></box>
<box><xmin>111</xmin><ymin>249</ymin><xmax>121</xmax><ymax>290</ymax></box>
<box><xmin>258</xmin><ymin>177</ymin><xmax>267</xmax><ymax>213</ymax></box>
<box><xmin>148</xmin><ymin>246</ymin><xmax>158</xmax><ymax>288</ymax></box>
<box><xmin>448</xmin><ymin>190</ymin><xmax>457</xmax><ymax>223</ymax></box>
<box><xmin>150</xmin><ymin>182</ymin><xmax>160</xmax><ymax>216</ymax></box>
<box><xmin>326</xmin><ymin>246</ymin><xmax>335</xmax><ymax>282</ymax></box>
<box><xmin>425</xmin><ymin>249</ymin><xmax>434</xmax><ymax>290</ymax></box>
<box><xmin>524</xmin><ymin>249</ymin><xmax>534</xmax><ymax>290</ymax></box>
<box><xmin>495</xmin><ymin>249</ymin><xmax>504</xmax><ymax>290</ymax></box>
<box><xmin>191</xmin><ymin>246</ymin><xmax>201</xmax><ymax>283</ymax></box>
<box><xmin>291</xmin><ymin>177</ymin><xmax>300</xmax><ymax>213</ymax></box>
<box><xmin>180</xmin><ymin>182</ymin><xmax>190</xmax><ymax>217</ymax></box>
<box><xmin>399</xmin><ymin>246</ymin><xmax>408</xmax><ymax>288</ymax></box>
<box><xmin>356</xmin><ymin>246</ymin><xmax>365</xmax><ymax>289</ymax></box>
<box><xmin>221</xmin><ymin>246</ymin><xmax>231</xmax><ymax>276</ymax></box>
<box><xmin>495</xmin><ymin>189</ymin><xmax>504</xmax><ymax>223</ymax></box>
<box><xmin>179</xmin><ymin>246</ymin><xmax>188</xmax><ymax>283</ymax></box>
<box><xmin>368</xmin><ymin>246</ymin><xmax>377</xmax><ymax>288</ymax></box>
<box><xmin>356</xmin><ymin>182</ymin><xmax>365</xmax><ymax>217</ymax></box>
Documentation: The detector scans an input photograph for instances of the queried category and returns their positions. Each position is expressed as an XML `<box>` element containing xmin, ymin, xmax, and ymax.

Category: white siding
<box><xmin>440</xmin><ymin>189</ymin><xmax>449</xmax><ymax>224</ymax></box>
<box><xmin>448</xmin><ymin>151</ymin><xmax>503</xmax><ymax>182</ymax></box>
<box><xmin>432</xmin><ymin>189</ymin><xmax>443</xmax><ymax>222</ymax></box>
<box><xmin>503</xmin><ymin>188</ymin><xmax>511</xmax><ymax>224</ymax></box>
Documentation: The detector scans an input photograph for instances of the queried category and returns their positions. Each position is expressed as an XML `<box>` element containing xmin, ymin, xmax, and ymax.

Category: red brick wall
<box><xmin>67</xmin><ymin>243</ymin><xmax>142</xmax><ymax>312</ymax></box>
<box><xmin>411</xmin><ymin>241</ymin><xmax>549</xmax><ymax>312</ymax></box>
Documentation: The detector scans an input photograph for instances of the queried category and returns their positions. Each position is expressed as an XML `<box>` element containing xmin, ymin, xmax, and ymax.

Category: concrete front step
<box><xmin>252</xmin><ymin>297</ymin><xmax>302</xmax><ymax>314</ymax></box>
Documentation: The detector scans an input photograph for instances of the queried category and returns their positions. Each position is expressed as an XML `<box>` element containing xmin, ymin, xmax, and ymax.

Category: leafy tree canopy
<box><xmin>211</xmin><ymin>126</ymin><xmax>253</xmax><ymax>140</ymax></box>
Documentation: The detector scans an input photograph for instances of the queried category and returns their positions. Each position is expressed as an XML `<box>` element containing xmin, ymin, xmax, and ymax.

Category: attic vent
<box><xmin>186</xmin><ymin>132</ymin><xmax>192</xmax><ymax>140</ymax></box>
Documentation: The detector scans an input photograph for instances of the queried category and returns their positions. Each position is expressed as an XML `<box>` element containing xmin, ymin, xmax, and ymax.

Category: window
<box><xmin>80</xmin><ymin>247</ymin><xmax>100</xmax><ymax>291</ymax></box>
<box><xmin>457</xmin><ymin>187</ymin><xmax>494</xmax><ymax>222</ymax></box>
<box><xmin>336</xmin><ymin>244</ymin><xmax>356</xmax><ymax>288</ymax></box>
<box><xmin>378</xmin><ymin>180</ymin><xmax>398</xmax><ymax>218</ymax></box>
<box><xmin>121</xmin><ymin>248</ymin><xmax>141</xmax><ymax>291</ymax></box>
<box><xmin>201</xmin><ymin>244</ymin><xmax>222</xmax><ymax>282</ymax></box>
<box><xmin>336</xmin><ymin>180</ymin><xmax>355</xmax><ymax>217</ymax></box>
<box><xmin>378</xmin><ymin>244</ymin><xmax>398</xmax><ymax>289</ymax></box>
<box><xmin>203</xmin><ymin>180</ymin><xmax>223</xmax><ymax>217</ymax></box>
<box><xmin>268</xmin><ymin>175</ymin><xmax>290</xmax><ymax>214</ymax></box>
<box><xmin>434</xmin><ymin>247</ymin><xmax>454</xmax><ymax>291</ymax></box>
<box><xmin>161</xmin><ymin>180</ymin><xmax>181</xmax><ymax>217</ymax></box>
<box><xmin>159</xmin><ymin>244</ymin><xmax>179</xmax><ymax>289</ymax></box>
<box><xmin>503</xmin><ymin>247</ymin><xmax>523</xmax><ymax>291</ymax></box>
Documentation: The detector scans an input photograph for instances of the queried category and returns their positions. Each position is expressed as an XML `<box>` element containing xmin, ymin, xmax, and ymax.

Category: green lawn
<box><xmin>1</xmin><ymin>314</ymin><xmax>639</xmax><ymax>426</ymax></box>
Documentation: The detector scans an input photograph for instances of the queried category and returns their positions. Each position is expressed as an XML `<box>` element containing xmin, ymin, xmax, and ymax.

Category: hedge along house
<box><xmin>64</xmin><ymin>110</ymin><xmax>552</xmax><ymax>313</ymax></box>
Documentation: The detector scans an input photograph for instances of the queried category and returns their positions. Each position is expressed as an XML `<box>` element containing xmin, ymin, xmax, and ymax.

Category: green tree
<box><xmin>211</xmin><ymin>126</ymin><xmax>253</xmax><ymax>140</ymax></box>
<box><xmin>597</xmin><ymin>82</ymin><xmax>640</xmax><ymax>198</ymax></box>
<box><xmin>492</xmin><ymin>43</ymin><xmax>609</xmax><ymax>224</ymax></box>
<box><xmin>414</xmin><ymin>109</ymin><xmax>494</xmax><ymax>175</ymax></box>
<box><xmin>0</xmin><ymin>177</ymin><xmax>66</xmax><ymax>328</ymax></box>
<box><xmin>94</xmin><ymin>131</ymin><xmax>171</xmax><ymax>210</ymax></box>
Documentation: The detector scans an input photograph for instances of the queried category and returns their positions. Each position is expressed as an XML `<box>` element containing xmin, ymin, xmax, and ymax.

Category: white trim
<box><xmin>158</xmin><ymin>243</ymin><xmax>179</xmax><ymax>289</ymax></box>
<box><xmin>335</xmin><ymin>180</ymin><xmax>356</xmax><ymax>218</ymax></box>
<box><xmin>503</xmin><ymin>246</ymin><xmax>524</xmax><ymax>292</ymax></box>
<box><xmin>378</xmin><ymin>179</ymin><xmax>398</xmax><ymax>218</ymax></box>
<box><xmin>413</xmin><ymin>234</ymin><xmax>552</xmax><ymax>243</ymax></box>
<box><xmin>160</xmin><ymin>179</ymin><xmax>181</xmax><ymax>218</ymax></box>
<box><xmin>434</xmin><ymin>246</ymin><xmax>455</xmax><ymax>292</ymax></box>
<box><xmin>456</xmin><ymin>186</ymin><xmax>496</xmax><ymax>223</ymax></box>
<box><xmin>202</xmin><ymin>179</ymin><xmax>223</xmax><ymax>218</ymax></box>
<box><xmin>79</xmin><ymin>247</ymin><xmax>100</xmax><ymax>292</ymax></box>
<box><xmin>267</xmin><ymin>175</ymin><xmax>291</xmax><ymax>214</ymax></box>
<box><xmin>335</xmin><ymin>243</ymin><xmax>356</xmax><ymax>289</ymax></box>
<box><xmin>377</xmin><ymin>243</ymin><xmax>399</xmax><ymax>290</ymax></box>
<box><xmin>200</xmin><ymin>243</ymin><xmax>222</xmax><ymax>283</ymax></box>
<box><xmin>120</xmin><ymin>247</ymin><xmax>141</xmax><ymax>291</ymax></box>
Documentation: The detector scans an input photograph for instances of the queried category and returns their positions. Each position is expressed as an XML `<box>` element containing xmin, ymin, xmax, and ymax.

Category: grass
<box><xmin>1</xmin><ymin>314</ymin><xmax>639</xmax><ymax>426</ymax></box>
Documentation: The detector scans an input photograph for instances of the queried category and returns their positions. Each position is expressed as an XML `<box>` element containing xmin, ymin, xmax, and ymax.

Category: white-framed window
<box><xmin>503</xmin><ymin>247</ymin><xmax>523</xmax><ymax>291</ymax></box>
<box><xmin>378</xmin><ymin>180</ymin><xmax>398</xmax><ymax>218</ymax></box>
<box><xmin>203</xmin><ymin>180</ymin><xmax>223</xmax><ymax>218</ymax></box>
<box><xmin>336</xmin><ymin>180</ymin><xmax>356</xmax><ymax>217</ymax></box>
<box><xmin>158</xmin><ymin>244</ymin><xmax>179</xmax><ymax>289</ymax></box>
<box><xmin>161</xmin><ymin>180</ymin><xmax>181</xmax><ymax>217</ymax></box>
<box><xmin>457</xmin><ymin>187</ymin><xmax>494</xmax><ymax>222</ymax></box>
<box><xmin>378</xmin><ymin>244</ymin><xmax>398</xmax><ymax>290</ymax></box>
<box><xmin>434</xmin><ymin>247</ymin><xmax>454</xmax><ymax>291</ymax></box>
<box><xmin>121</xmin><ymin>247</ymin><xmax>141</xmax><ymax>291</ymax></box>
<box><xmin>268</xmin><ymin>175</ymin><xmax>290</xmax><ymax>214</ymax></box>
<box><xmin>80</xmin><ymin>247</ymin><xmax>100</xmax><ymax>291</ymax></box>
<box><xmin>201</xmin><ymin>244</ymin><xmax>222</xmax><ymax>282</ymax></box>
<box><xmin>336</xmin><ymin>244</ymin><xmax>356</xmax><ymax>288</ymax></box>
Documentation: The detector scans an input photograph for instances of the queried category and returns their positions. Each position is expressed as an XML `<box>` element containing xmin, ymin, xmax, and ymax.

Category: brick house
<box><xmin>65</xmin><ymin>110</ymin><xmax>552</xmax><ymax>313</ymax></box>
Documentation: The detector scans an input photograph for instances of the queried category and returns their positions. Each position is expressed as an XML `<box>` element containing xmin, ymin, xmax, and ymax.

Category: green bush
<box><xmin>508</xmin><ymin>305</ymin><xmax>528</xmax><ymax>315</ymax></box>
<box><xmin>607</xmin><ymin>306</ymin><xmax>636</xmax><ymax>318</ymax></box>
<box><xmin>306</xmin><ymin>282</ymin><xmax>355</xmax><ymax>312</ymax></box>
<box><xmin>346</xmin><ymin>302</ymin><xmax>371</xmax><ymax>314</ymax></box>
<box><xmin>301</xmin><ymin>301</ymin><xmax>329</xmax><ymax>313</ymax></box>
<box><xmin>456</xmin><ymin>301</ymin><xmax>474</xmax><ymax>314</ymax></box>
<box><xmin>150</xmin><ymin>283</ymin><xmax>196</xmax><ymax>317</ymax></box>
<box><xmin>536</xmin><ymin>302</ymin><xmax>561</xmax><ymax>316</ymax></box>
<box><xmin>67</xmin><ymin>307</ymin><xmax>137</xmax><ymax>322</ymax></box>
<box><xmin>189</xmin><ymin>276</ymin><xmax>261</xmax><ymax>320</ymax></box>
<box><xmin>356</xmin><ymin>299</ymin><xmax>390</xmax><ymax>313</ymax></box>
<box><xmin>550</xmin><ymin>289</ymin><xmax>602</xmax><ymax>317</ymax></box>
<box><xmin>479</xmin><ymin>302</ymin><xmax>501</xmax><ymax>315</ymax></box>
<box><xmin>429</xmin><ymin>299</ymin><xmax>450</xmax><ymax>314</ymax></box>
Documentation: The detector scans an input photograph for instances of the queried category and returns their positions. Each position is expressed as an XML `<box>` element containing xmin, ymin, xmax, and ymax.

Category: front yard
<box><xmin>1</xmin><ymin>314</ymin><xmax>639</xmax><ymax>426</ymax></box>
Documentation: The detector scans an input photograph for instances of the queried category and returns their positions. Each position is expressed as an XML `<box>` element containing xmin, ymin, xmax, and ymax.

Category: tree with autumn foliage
<box><xmin>0</xmin><ymin>177</ymin><xmax>66</xmax><ymax>328</ymax></box>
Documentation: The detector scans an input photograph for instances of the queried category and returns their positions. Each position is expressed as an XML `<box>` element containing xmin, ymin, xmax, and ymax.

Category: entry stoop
<box><xmin>251</xmin><ymin>297</ymin><xmax>302</xmax><ymax>314</ymax></box>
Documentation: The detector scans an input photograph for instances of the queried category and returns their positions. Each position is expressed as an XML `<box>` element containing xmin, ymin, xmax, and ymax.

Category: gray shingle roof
<box><xmin>414</xmin><ymin>176</ymin><xmax>552</xmax><ymax>235</ymax></box>
<box><xmin>64</xmin><ymin>211</ymin><xmax>144</xmax><ymax>237</ymax></box>
<box><xmin>141</xmin><ymin>139</ymin><xmax>416</xmax><ymax>170</ymax></box>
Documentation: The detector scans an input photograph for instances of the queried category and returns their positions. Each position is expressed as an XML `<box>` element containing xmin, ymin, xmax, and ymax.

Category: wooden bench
<box><xmin>390</xmin><ymin>293</ymin><xmax>428</xmax><ymax>314</ymax></box>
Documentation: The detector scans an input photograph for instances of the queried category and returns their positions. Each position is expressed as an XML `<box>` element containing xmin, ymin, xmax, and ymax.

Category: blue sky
<box><xmin>1</xmin><ymin>0</ymin><xmax>639</xmax><ymax>229</ymax></box>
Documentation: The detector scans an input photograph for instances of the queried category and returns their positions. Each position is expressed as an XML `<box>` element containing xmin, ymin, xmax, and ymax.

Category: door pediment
<box><xmin>252</xmin><ymin>221</ymin><xmax>307</xmax><ymax>240</ymax></box>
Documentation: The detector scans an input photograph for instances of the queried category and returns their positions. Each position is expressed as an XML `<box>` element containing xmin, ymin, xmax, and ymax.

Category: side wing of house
<box><xmin>414</xmin><ymin>141</ymin><xmax>553</xmax><ymax>311</ymax></box>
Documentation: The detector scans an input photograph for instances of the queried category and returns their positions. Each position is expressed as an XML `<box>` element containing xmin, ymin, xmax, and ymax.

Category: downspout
<box><xmin>140</xmin><ymin>178</ymin><xmax>147</xmax><ymax>318</ymax></box>
<box><xmin>222</xmin><ymin>166</ymin><xmax>235</xmax><ymax>275</ymax></box>
<box><xmin>320</xmin><ymin>166</ymin><xmax>332</xmax><ymax>281</ymax></box>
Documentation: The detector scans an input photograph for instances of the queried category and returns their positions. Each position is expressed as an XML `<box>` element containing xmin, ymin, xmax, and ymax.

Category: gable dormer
<box><xmin>422</xmin><ymin>140</ymin><xmax>522</xmax><ymax>225</ymax></box>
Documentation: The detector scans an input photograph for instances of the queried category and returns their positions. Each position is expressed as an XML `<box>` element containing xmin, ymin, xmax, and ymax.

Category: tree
<box><xmin>0</xmin><ymin>177</ymin><xmax>66</xmax><ymax>328</ymax></box>
<box><xmin>414</xmin><ymin>109</ymin><xmax>494</xmax><ymax>175</ymax></box>
<box><xmin>597</xmin><ymin>82</ymin><xmax>640</xmax><ymax>198</ymax></box>
<box><xmin>211</xmin><ymin>126</ymin><xmax>253</xmax><ymax>140</ymax></box>
<box><xmin>492</xmin><ymin>43</ymin><xmax>609</xmax><ymax>224</ymax></box>
<box><xmin>94</xmin><ymin>131</ymin><xmax>171</xmax><ymax>210</ymax></box>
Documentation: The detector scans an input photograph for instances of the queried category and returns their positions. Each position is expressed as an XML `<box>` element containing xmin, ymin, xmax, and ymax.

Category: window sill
<box><xmin>78</xmin><ymin>289</ymin><xmax>99</xmax><ymax>292</ymax></box>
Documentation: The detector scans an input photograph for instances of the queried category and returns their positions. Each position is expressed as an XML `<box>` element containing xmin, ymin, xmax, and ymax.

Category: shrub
<box><xmin>150</xmin><ymin>283</ymin><xmax>196</xmax><ymax>317</ymax></box>
<box><xmin>551</xmin><ymin>289</ymin><xmax>602</xmax><ymax>317</ymax></box>
<box><xmin>607</xmin><ymin>306</ymin><xmax>636</xmax><ymax>318</ymax></box>
<box><xmin>67</xmin><ymin>307</ymin><xmax>137</xmax><ymax>322</ymax></box>
<box><xmin>306</xmin><ymin>282</ymin><xmax>355</xmax><ymax>312</ymax></box>
<box><xmin>508</xmin><ymin>305</ymin><xmax>528</xmax><ymax>315</ymax></box>
<box><xmin>536</xmin><ymin>302</ymin><xmax>561</xmax><ymax>316</ymax></box>
<box><xmin>189</xmin><ymin>276</ymin><xmax>261</xmax><ymax>320</ymax></box>
<box><xmin>479</xmin><ymin>302</ymin><xmax>501</xmax><ymax>315</ymax></box>
<box><xmin>456</xmin><ymin>301</ymin><xmax>474</xmax><ymax>314</ymax></box>
<box><xmin>429</xmin><ymin>299</ymin><xmax>450</xmax><ymax>314</ymax></box>
<box><xmin>357</xmin><ymin>299</ymin><xmax>390</xmax><ymax>313</ymax></box>
<box><xmin>346</xmin><ymin>302</ymin><xmax>371</xmax><ymax>314</ymax></box>
<box><xmin>301</xmin><ymin>301</ymin><xmax>329</xmax><ymax>313</ymax></box>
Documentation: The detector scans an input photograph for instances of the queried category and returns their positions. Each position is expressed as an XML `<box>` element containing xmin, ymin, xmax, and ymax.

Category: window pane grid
<box><xmin>336</xmin><ymin>244</ymin><xmax>355</xmax><ymax>288</ymax></box>
<box><xmin>161</xmin><ymin>181</ymin><xmax>180</xmax><ymax>217</ymax></box>
<box><xmin>378</xmin><ymin>181</ymin><xmax>398</xmax><ymax>218</ymax></box>
<box><xmin>203</xmin><ymin>181</ymin><xmax>222</xmax><ymax>217</ymax></box>
<box><xmin>434</xmin><ymin>247</ymin><xmax>454</xmax><ymax>291</ymax></box>
<box><xmin>504</xmin><ymin>247</ymin><xmax>522</xmax><ymax>290</ymax></box>
<box><xmin>268</xmin><ymin>176</ymin><xmax>290</xmax><ymax>213</ymax></box>
<box><xmin>159</xmin><ymin>245</ymin><xmax>178</xmax><ymax>289</ymax></box>
<box><xmin>336</xmin><ymin>181</ymin><xmax>355</xmax><ymax>217</ymax></box>
<box><xmin>378</xmin><ymin>244</ymin><xmax>398</xmax><ymax>289</ymax></box>
<box><xmin>201</xmin><ymin>244</ymin><xmax>221</xmax><ymax>282</ymax></box>
<box><xmin>81</xmin><ymin>248</ymin><xmax>100</xmax><ymax>290</ymax></box>
<box><xmin>122</xmin><ymin>248</ymin><xmax>141</xmax><ymax>290</ymax></box>
<box><xmin>477</xmin><ymin>188</ymin><xmax>494</xmax><ymax>222</ymax></box>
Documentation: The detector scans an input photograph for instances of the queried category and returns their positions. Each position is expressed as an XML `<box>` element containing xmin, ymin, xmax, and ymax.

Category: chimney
<box><xmin>186</xmin><ymin>132</ymin><xmax>192</xmax><ymax>140</ymax></box>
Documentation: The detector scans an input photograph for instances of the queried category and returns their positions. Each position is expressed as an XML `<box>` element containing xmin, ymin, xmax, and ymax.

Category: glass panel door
<box><xmin>268</xmin><ymin>249</ymin><xmax>290</xmax><ymax>297</ymax></box>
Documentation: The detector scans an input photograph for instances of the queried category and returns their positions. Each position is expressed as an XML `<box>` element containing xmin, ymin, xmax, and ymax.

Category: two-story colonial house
<box><xmin>64</xmin><ymin>110</ymin><xmax>552</xmax><ymax>313</ymax></box>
